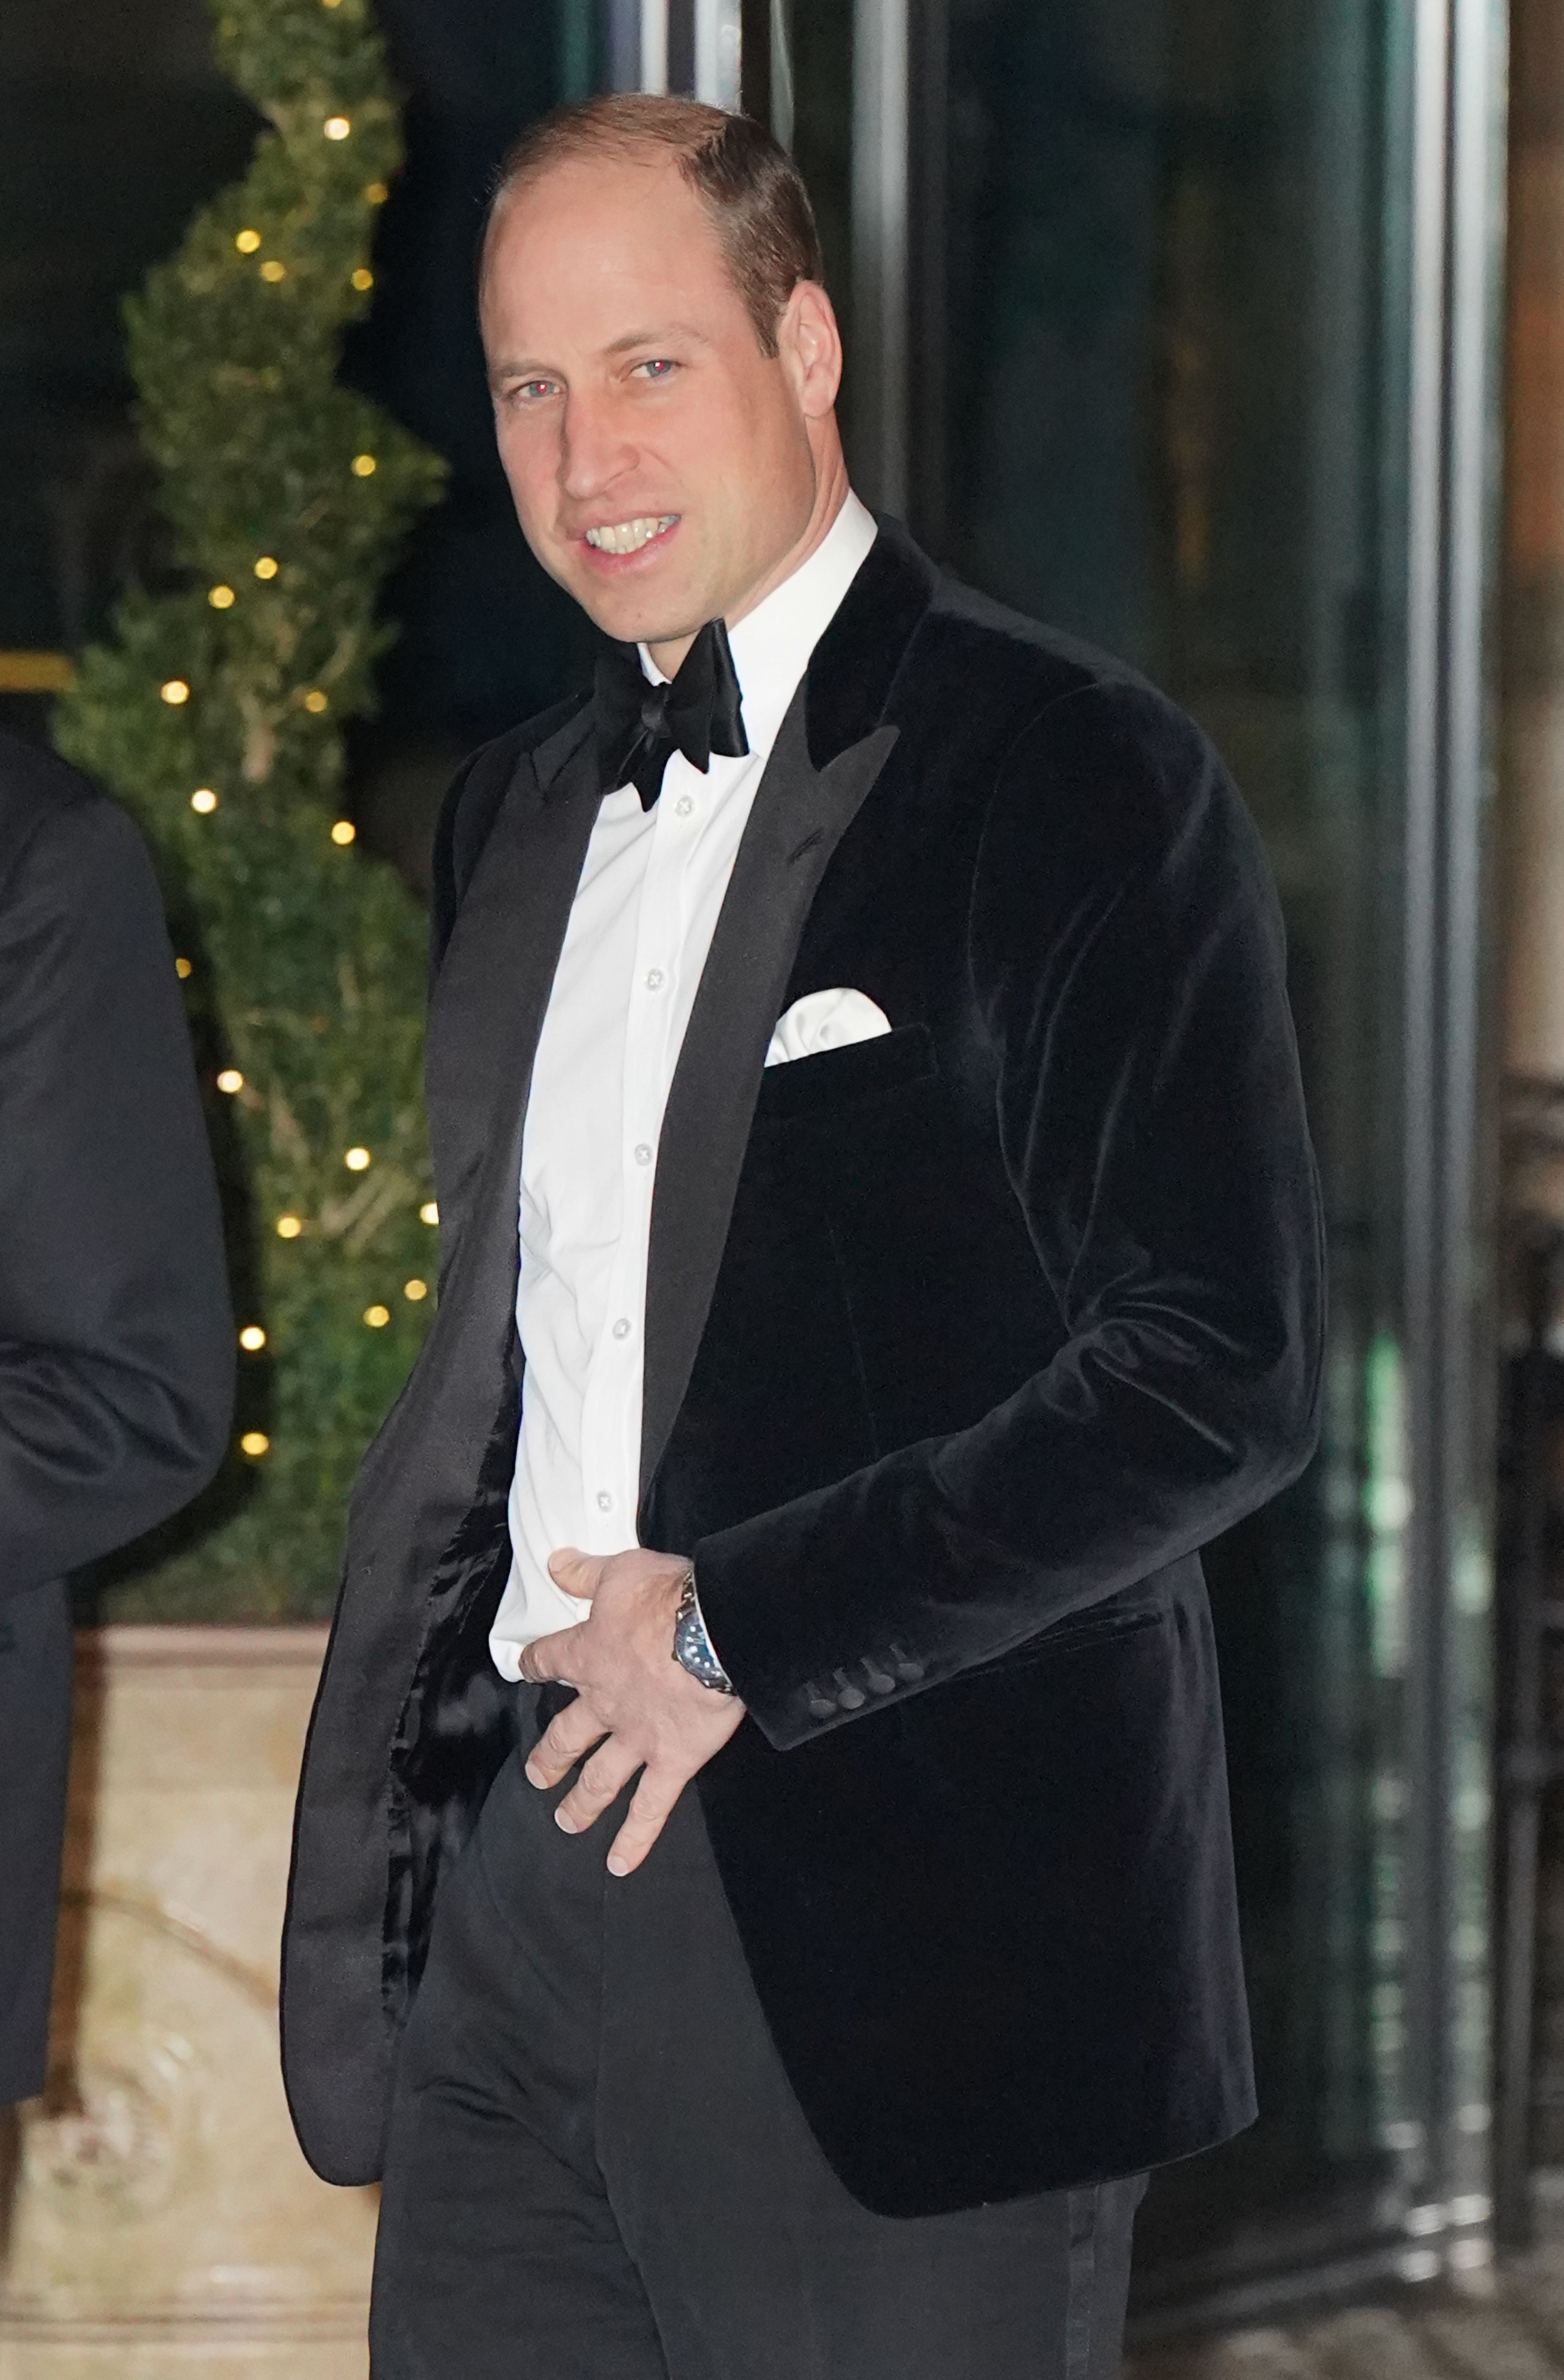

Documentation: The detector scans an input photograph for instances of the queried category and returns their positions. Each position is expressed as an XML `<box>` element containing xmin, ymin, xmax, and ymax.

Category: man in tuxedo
<box><xmin>283</xmin><ymin>95</ymin><xmax>1324</xmax><ymax>2378</ymax></box>
<box><xmin>0</xmin><ymin>731</ymin><xmax>233</xmax><ymax>2108</ymax></box>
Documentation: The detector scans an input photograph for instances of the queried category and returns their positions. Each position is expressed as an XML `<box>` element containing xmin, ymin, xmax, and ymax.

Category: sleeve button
<box><xmin>832</xmin><ymin>1668</ymin><xmax>866</xmax><ymax>1712</ymax></box>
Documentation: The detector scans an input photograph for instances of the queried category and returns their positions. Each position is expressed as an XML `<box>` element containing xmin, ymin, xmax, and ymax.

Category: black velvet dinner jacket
<box><xmin>282</xmin><ymin>522</ymin><xmax>1325</xmax><ymax>2216</ymax></box>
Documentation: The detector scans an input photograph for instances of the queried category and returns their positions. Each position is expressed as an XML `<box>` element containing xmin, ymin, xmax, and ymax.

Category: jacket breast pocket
<box><xmin>754</xmin><ymin>1022</ymin><xmax>938</xmax><ymax>1125</ymax></box>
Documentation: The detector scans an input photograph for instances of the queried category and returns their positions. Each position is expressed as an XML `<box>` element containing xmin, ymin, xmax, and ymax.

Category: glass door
<box><xmin>786</xmin><ymin>0</ymin><xmax>1507</xmax><ymax>2321</ymax></box>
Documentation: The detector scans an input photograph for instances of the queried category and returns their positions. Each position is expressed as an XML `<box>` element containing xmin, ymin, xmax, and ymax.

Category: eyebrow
<box><xmin>488</xmin><ymin>321</ymin><xmax>714</xmax><ymax>384</ymax></box>
<box><xmin>601</xmin><ymin>321</ymin><xmax>712</xmax><ymax>355</ymax></box>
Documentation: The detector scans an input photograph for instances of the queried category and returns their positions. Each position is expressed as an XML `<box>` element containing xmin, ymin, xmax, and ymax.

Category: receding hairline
<box><xmin>478</xmin><ymin>98</ymin><xmax>827</xmax><ymax>359</ymax></box>
<box><xmin>480</xmin><ymin>141</ymin><xmax>721</xmax><ymax>292</ymax></box>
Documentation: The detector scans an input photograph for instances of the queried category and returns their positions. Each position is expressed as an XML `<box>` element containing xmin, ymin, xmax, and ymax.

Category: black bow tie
<box><xmin>594</xmin><ymin>618</ymin><xmax>749</xmax><ymax>809</ymax></box>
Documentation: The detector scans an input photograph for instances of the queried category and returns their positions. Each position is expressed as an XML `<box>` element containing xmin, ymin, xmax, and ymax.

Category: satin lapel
<box><xmin>352</xmin><ymin>723</ymin><xmax>599</xmax><ymax>1560</ymax></box>
<box><xmin>423</xmin><ymin>730</ymin><xmax>599</xmax><ymax>1330</ymax></box>
<box><xmin>639</xmin><ymin>701</ymin><xmax>899</xmax><ymax>1503</ymax></box>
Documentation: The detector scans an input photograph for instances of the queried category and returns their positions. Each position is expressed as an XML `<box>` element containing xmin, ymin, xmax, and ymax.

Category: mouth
<box><xmin>579</xmin><ymin>514</ymin><xmax>679</xmax><ymax>561</ymax></box>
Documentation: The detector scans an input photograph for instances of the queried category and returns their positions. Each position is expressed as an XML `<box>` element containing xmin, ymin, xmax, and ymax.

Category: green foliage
<box><xmin>54</xmin><ymin>0</ymin><xmax>448</xmax><ymax>1619</ymax></box>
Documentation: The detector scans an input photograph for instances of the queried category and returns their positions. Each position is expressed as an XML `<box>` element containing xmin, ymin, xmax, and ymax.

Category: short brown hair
<box><xmin>482</xmin><ymin>95</ymin><xmax>825</xmax><ymax>359</ymax></box>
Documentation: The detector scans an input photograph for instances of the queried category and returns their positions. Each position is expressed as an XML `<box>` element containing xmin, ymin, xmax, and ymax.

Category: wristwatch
<box><xmin>671</xmin><ymin>1565</ymin><xmax>737</xmax><ymax>1694</ymax></box>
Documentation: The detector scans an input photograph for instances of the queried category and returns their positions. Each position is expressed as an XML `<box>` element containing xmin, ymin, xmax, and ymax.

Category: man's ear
<box><xmin>778</xmin><ymin>280</ymin><xmax>843</xmax><ymax>420</ymax></box>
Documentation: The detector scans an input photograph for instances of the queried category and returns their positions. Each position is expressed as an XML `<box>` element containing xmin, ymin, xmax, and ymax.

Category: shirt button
<box><xmin>612</xmin><ymin>1317</ymin><xmax>631</xmax><ymax>1340</ymax></box>
<box><xmin>633</xmin><ymin>1142</ymin><xmax>653</xmax><ymax>1166</ymax></box>
<box><xmin>674</xmin><ymin>795</ymin><xmax>695</xmax><ymax>818</ymax></box>
<box><xmin>645</xmin><ymin>968</ymin><xmax>665</xmax><ymax>991</ymax></box>
<box><xmin>596</xmin><ymin>1491</ymin><xmax>613</xmax><ymax>1512</ymax></box>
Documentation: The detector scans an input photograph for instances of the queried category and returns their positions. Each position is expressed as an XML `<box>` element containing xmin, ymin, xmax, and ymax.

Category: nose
<box><xmin>558</xmin><ymin>386</ymin><xmax>636</xmax><ymax>507</ymax></box>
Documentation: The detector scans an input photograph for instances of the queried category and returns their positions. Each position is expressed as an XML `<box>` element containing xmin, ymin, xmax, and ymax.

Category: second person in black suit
<box><xmin>0</xmin><ymin>731</ymin><xmax>233</xmax><ymax>2109</ymax></box>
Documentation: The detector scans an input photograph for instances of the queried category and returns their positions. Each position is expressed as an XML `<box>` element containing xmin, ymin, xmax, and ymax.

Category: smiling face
<box><xmin>481</xmin><ymin>150</ymin><xmax>846</xmax><ymax>670</ymax></box>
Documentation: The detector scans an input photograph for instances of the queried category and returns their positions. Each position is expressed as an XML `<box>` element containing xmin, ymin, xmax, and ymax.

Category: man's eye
<box><xmin>510</xmin><ymin>380</ymin><xmax>556</xmax><ymax>404</ymax></box>
<box><xmin>635</xmin><ymin>359</ymin><xmax>677</xmax><ymax>381</ymax></box>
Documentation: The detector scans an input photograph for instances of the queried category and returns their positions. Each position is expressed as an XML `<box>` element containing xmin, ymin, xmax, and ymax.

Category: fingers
<box><xmin>551</xmin><ymin>1737</ymin><xmax>646</xmax><ymax>1838</ymax></box>
<box><xmin>547</xmin><ymin>1546</ymin><xmax>600</xmax><ymax>1601</ymax></box>
<box><xmin>517</xmin><ymin>1620</ymin><xmax>586</xmax><ymax>1687</ymax></box>
<box><xmin>604</xmin><ymin>1763</ymin><xmax>688</xmax><ymax>1878</ymax></box>
<box><xmin>524</xmin><ymin>1695</ymin><xmax>608</xmax><ymax>1788</ymax></box>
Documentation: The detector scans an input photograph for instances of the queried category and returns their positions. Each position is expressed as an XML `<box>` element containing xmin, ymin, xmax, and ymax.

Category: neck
<box><xmin>646</xmin><ymin>442</ymin><xmax>853</xmax><ymax>680</ymax></box>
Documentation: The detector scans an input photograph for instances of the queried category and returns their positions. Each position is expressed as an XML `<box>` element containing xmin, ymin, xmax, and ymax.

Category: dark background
<box><xmin>0</xmin><ymin>0</ymin><xmax>865</xmax><ymax>892</ymax></box>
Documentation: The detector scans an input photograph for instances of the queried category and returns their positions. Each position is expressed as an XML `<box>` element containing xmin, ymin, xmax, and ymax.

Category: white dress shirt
<box><xmin>489</xmin><ymin>491</ymin><xmax>879</xmax><ymax>1677</ymax></box>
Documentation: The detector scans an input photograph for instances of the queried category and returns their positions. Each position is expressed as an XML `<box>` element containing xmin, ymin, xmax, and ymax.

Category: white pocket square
<box><xmin>765</xmin><ymin>987</ymin><xmax>892</xmax><ymax>1067</ymax></box>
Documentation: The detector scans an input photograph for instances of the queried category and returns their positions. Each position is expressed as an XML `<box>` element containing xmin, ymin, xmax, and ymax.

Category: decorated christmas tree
<box><xmin>54</xmin><ymin>0</ymin><xmax>448</xmax><ymax>1617</ymax></box>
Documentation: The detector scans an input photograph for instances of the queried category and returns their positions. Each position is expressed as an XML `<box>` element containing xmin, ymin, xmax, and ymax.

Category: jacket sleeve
<box><xmin>0</xmin><ymin>787</ymin><xmax>234</xmax><ymax>1596</ymax></box>
<box><xmin>691</xmin><ymin>681</ymin><xmax>1326</xmax><ymax>1749</ymax></box>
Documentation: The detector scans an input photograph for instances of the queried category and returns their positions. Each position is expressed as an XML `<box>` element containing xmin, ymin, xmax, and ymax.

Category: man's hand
<box><xmin>518</xmin><ymin>1547</ymin><xmax>744</xmax><ymax>1875</ymax></box>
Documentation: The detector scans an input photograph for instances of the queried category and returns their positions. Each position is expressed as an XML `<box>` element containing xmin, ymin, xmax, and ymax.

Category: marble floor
<box><xmin>9</xmin><ymin>1624</ymin><xmax>1564</xmax><ymax>2379</ymax></box>
<box><xmin>1130</xmin><ymin>2218</ymin><xmax>1564</xmax><ymax>2380</ymax></box>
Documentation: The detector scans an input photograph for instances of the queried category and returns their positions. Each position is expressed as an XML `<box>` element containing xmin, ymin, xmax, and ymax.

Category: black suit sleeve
<box><xmin>0</xmin><ymin>782</ymin><xmax>234</xmax><ymax>1596</ymax></box>
<box><xmin>692</xmin><ymin>682</ymin><xmax>1325</xmax><ymax>1748</ymax></box>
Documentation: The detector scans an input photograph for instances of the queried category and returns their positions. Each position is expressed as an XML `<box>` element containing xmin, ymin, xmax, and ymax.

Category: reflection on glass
<box><xmin>789</xmin><ymin>0</ymin><xmax>1492</xmax><ymax>2306</ymax></box>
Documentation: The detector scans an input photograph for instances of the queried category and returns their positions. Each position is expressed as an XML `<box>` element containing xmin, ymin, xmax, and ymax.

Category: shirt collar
<box><xmin>637</xmin><ymin>491</ymin><xmax>879</xmax><ymax>750</ymax></box>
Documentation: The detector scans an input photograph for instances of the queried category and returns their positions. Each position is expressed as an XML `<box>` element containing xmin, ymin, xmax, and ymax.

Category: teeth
<box><xmin>585</xmin><ymin>515</ymin><xmax>675</xmax><ymax>554</ymax></box>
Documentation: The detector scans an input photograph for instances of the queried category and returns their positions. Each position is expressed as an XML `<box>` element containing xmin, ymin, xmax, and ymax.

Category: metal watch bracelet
<box><xmin>671</xmin><ymin>1566</ymin><xmax>737</xmax><ymax>1694</ymax></box>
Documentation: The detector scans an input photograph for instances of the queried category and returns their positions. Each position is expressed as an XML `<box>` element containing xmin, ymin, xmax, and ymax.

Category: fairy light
<box><xmin>364</xmin><ymin>181</ymin><xmax>389</xmax><ymax>205</ymax></box>
<box><xmin>260</xmin><ymin>259</ymin><xmax>287</xmax><ymax>283</ymax></box>
<box><xmin>404</xmin><ymin>1278</ymin><xmax>428</xmax><ymax>1302</ymax></box>
<box><xmin>304</xmin><ymin>689</ymin><xmax>329</xmax><ymax>714</ymax></box>
<box><xmin>239</xmin><ymin>1325</ymin><xmax>267</xmax><ymax>1352</ymax></box>
<box><xmin>344</xmin><ymin>1146</ymin><xmax>371</xmax><ymax>1171</ymax></box>
<box><xmin>276</xmin><ymin>1214</ymin><xmax>303</xmax><ymax>1239</ymax></box>
<box><xmin>331</xmin><ymin>819</ymin><xmax>356</xmax><ymax>845</ymax></box>
<box><xmin>190</xmin><ymin>787</ymin><xmax>218</xmax><ymax>814</ymax></box>
<box><xmin>240</xmin><ymin>1431</ymin><xmax>271</xmax><ymax>1458</ymax></box>
<box><xmin>351</xmin><ymin>452</ymin><xmax>377</xmax><ymax>477</ymax></box>
<box><xmin>161</xmin><ymin>678</ymin><xmax>190</xmax><ymax>705</ymax></box>
<box><xmin>420</xmin><ymin>1201</ymin><xmax>439</xmax><ymax>1226</ymax></box>
<box><xmin>324</xmin><ymin>115</ymin><xmax>352</xmax><ymax>140</ymax></box>
<box><xmin>351</xmin><ymin>267</ymin><xmax>374</xmax><ymax>292</ymax></box>
<box><xmin>254</xmin><ymin>555</ymin><xmax>279</xmax><ymax>580</ymax></box>
<box><xmin>364</xmin><ymin>1304</ymin><xmax>390</xmax><ymax>1329</ymax></box>
<box><xmin>217</xmin><ymin>1069</ymin><xmax>244</xmax><ymax>1094</ymax></box>
<box><xmin>235</xmin><ymin>228</ymin><xmax>261</xmax><ymax>254</ymax></box>
<box><xmin>209</xmin><ymin>583</ymin><xmax>236</xmax><ymax>609</ymax></box>
<box><xmin>174</xmin><ymin>956</ymin><xmax>193</xmax><ymax>979</ymax></box>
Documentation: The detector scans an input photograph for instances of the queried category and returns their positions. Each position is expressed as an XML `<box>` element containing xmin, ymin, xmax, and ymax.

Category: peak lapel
<box><xmin>639</xmin><ymin>699</ymin><xmax>898</xmax><ymax>1505</ymax></box>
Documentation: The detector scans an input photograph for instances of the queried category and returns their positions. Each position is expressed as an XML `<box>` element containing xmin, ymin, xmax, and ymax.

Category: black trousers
<box><xmin>371</xmin><ymin>1716</ymin><xmax>1146</xmax><ymax>2380</ymax></box>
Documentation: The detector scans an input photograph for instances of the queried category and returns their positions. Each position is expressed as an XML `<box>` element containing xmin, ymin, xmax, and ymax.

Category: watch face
<box><xmin>675</xmin><ymin>1613</ymin><xmax>728</xmax><ymax>1692</ymax></box>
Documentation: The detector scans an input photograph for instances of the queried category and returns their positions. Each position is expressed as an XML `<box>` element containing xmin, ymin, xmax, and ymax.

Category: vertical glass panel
<box><xmin>788</xmin><ymin>0</ymin><xmax>1495</xmax><ymax>2303</ymax></box>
